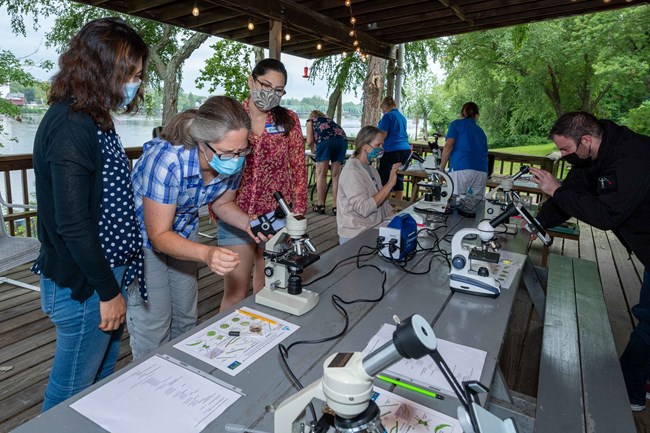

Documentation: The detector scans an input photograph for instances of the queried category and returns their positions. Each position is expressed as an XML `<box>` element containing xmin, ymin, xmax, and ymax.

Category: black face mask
<box><xmin>562</xmin><ymin>152</ymin><xmax>591</xmax><ymax>167</ymax></box>
<box><xmin>562</xmin><ymin>140</ymin><xmax>591</xmax><ymax>168</ymax></box>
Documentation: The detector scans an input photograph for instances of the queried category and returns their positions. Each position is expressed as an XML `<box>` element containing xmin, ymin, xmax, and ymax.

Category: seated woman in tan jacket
<box><xmin>336</xmin><ymin>125</ymin><xmax>401</xmax><ymax>244</ymax></box>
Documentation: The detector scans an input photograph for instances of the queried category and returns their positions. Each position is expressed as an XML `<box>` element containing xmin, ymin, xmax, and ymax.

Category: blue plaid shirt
<box><xmin>132</xmin><ymin>138</ymin><xmax>242</xmax><ymax>249</ymax></box>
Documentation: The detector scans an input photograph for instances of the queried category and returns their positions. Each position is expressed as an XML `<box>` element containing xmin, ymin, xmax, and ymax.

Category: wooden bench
<box><xmin>535</xmin><ymin>254</ymin><xmax>636</xmax><ymax>433</ymax></box>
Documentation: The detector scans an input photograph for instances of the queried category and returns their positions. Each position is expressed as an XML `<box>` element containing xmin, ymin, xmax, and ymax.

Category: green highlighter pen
<box><xmin>376</xmin><ymin>374</ymin><xmax>445</xmax><ymax>400</ymax></box>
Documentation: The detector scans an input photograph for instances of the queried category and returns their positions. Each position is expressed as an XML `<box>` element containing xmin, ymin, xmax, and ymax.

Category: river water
<box><xmin>0</xmin><ymin>112</ymin><xmax>419</xmax><ymax>200</ymax></box>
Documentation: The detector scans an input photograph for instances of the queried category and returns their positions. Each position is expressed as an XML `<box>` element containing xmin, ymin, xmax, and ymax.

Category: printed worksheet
<box><xmin>362</xmin><ymin>324</ymin><xmax>486</xmax><ymax>397</ymax></box>
<box><xmin>373</xmin><ymin>388</ymin><xmax>463</xmax><ymax>433</ymax></box>
<box><xmin>482</xmin><ymin>250</ymin><xmax>525</xmax><ymax>290</ymax></box>
<box><xmin>174</xmin><ymin>307</ymin><xmax>299</xmax><ymax>376</ymax></box>
<box><xmin>71</xmin><ymin>355</ymin><xmax>241</xmax><ymax>433</ymax></box>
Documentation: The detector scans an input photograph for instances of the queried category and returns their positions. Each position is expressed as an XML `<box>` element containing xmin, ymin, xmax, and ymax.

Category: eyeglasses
<box><xmin>203</xmin><ymin>142</ymin><xmax>252</xmax><ymax>160</ymax></box>
<box><xmin>254</xmin><ymin>78</ymin><xmax>286</xmax><ymax>97</ymax></box>
<box><xmin>365</xmin><ymin>142</ymin><xmax>383</xmax><ymax>149</ymax></box>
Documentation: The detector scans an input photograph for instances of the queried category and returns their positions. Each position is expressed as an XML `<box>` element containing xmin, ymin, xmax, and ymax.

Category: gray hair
<box><xmin>353</xmin><ymin>125</ymin><xmax>386</xmax><ymax>157</ymax></box>
<box><xmin>162</xmin><ymin>96</ymin><xmax>251</xmax><ymax>149</ymax></box>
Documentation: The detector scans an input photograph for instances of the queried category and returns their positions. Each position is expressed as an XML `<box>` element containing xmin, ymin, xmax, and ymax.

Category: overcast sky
<box><xmin>0</xmin><ymin>9</ymin><xmax>352</xmax><ymax>102</ymax></box>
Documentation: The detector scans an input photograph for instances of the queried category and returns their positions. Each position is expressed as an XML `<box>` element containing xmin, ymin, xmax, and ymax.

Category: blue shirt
<box><xmin>132</xmin><ymin>138</ymin><xmax>242</xmax><ymax>249</ymax></box>
<box><xmin>377</xmin><ymin>108</ymin><xmax>411</xmax><ymax>152</ymax></box>
<box><xmin>446</xmin><ymin>117</ymin><xmax>488</xmax><ymax>172</ymax></box>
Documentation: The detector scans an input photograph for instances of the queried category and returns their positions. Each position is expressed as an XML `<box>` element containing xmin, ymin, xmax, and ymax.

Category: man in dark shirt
<box><xmin>529</xmin><ymin>111</ymin><xmax>650</xmax><ymax>412</ymax></box>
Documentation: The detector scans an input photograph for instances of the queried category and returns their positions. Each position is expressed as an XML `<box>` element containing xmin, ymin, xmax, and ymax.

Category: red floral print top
<box><xmin>236</xmin><ymin>98</ymin><xmax>307</xmax><ymax>216</ymax></box>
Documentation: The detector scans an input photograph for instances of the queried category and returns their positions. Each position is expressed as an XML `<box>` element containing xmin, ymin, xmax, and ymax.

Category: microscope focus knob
<box><xmin>477</xmin><ymin>266</ymin><xmax>489</xmax><ymax>277</ymax></box>
<box><xmin>264</xmin><ymin>266</ymin><xmax>274</xmax><ymax>277</ymax></box>
<box><xmin>452</xmin><ymin>255</ymin><xmax>466</xmax><ymax>270</ymax></box>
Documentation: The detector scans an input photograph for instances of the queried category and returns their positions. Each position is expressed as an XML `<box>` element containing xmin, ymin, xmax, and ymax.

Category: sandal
<box><xmin>332</xmin><ymin>207</ymin><xmax>337</xmax><ymax>216</ymax></box>
<box><xmin>312</xmin><ymin>204</ymin><xmax>326</xmax><ymax>214</ymax></box>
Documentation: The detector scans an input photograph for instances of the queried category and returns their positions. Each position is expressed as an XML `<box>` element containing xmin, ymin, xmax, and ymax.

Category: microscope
<box><xmin>484</xmin><ymin>165</ymin><xmax>531</xmax><ymax>221</ymax></box>
<box><xmin>255</xmin><ymin>192</ymin><xmax>320</xmax><ymax>316</ymax></box>
<box><xmin>405</xmin><ymin>145</ymin><xmax>455</xmax><ymax>214</ymax></box>
<box><xmin>449</xmin><ymin>200</ymin><xmax>552</xmax><ymax>298</ymax></box>
<box><xmin>272</xmin><ymin>314</ymin><xmax>517</xmax><ymax>433</ymax></box>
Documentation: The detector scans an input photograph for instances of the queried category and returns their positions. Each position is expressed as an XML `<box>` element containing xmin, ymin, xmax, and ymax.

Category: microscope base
<box><xmin>255</xmin><ymin>287</ymin><xmax>319</xmax><ymax>316</ymax></box>
<box><xmin>414</xmin><ymin>199</ymin><xmax>450</xmax><ymax>214</ymax></box>
<box><xmin>450</xmin><ymin>273</ymin><xmax>500</xmax><ymax>298</ymax></box>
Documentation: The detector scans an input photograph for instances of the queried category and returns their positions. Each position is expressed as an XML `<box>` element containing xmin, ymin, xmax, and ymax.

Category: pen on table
<box><xmin>376</xmin><ymin>374</ymin><xmax>444</xmax><ymax>400</ymax></box>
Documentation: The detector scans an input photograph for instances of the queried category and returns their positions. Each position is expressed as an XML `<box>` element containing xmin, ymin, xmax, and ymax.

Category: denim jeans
<box><xmin>40</xmin><ymin>266</ymin><xmax>127</xmax><ymax>412</ymax></box>
<box><xmin>620</xmin><ymin>268</ymin><xmax>650</xmax><ymax>404</ymax></box>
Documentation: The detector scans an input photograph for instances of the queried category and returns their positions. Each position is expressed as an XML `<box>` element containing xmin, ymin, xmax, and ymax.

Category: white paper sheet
<box><xmin>174</xmin><ymin>307</ymin><xmax>299</xmax><ymax>376</ymax></box>
<box><xmin>373</xmin><ymin>387</ymin><xmax>463</xmax><ymax>433</ymax></box>
<box><xmin>362</xmin><ymin>324</ymin><xmax>487</xmax><ymax>397</ymax></box>
<box><xmin>70</xmin><ymin>355</ymin><xmax>241</xmax><ymax>433</ymax></box>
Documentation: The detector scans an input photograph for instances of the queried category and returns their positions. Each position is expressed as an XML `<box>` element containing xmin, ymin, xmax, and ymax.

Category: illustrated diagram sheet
<box><xmin>174</xmin><ymin>307</ymin><xmax>299</xmax><ymax>376</ymax></box>
<box><xmin>362</xmin><ymin>324</ymin><xmax>487</xmax><ymax>397</ymax></box>
<box><xmin>373</xmin><ymin>388</ymin><xmax>462</xmax><ymax>433</ymax></box>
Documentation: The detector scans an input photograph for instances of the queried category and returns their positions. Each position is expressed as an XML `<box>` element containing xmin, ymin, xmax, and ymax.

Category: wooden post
<box><xmin>269</xmin><ymin>20</ymin><xmax>282</xmax><ymax>60</ymax></box>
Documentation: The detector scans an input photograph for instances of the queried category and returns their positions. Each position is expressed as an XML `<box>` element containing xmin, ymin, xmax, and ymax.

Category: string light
<box><xmin>285</xmin><ymin>33</ymin><xmax>291</xmax><ymax>41</ymax></box>
<box><xmin>349</xmin><ymin>29</ymin><xmax>355</xmax><ymax>37</ymax></box>
<box><xmin>345</xmin><ymin>0</ymin><xmax>351</xmax><ymax>5</ymax></box>
<box><xmin>316</xmin><ymin>41</ymin><xmax>323</xmax><ymax>50</ymax></box>
<box><xmin>350</xmin><ymin>16</ymin><xmax>356</xmax><ymax>25</ymax></box>
<box><xmin>342</xmin><ymin>51</ymin><xmax>347</xmax><ymax>57</ymax></box>
<box><xmin>345</xmin><ymin>0</ymin><xmax>364</xmax><ymax>61</ymax></box>
<box><xmin>353</xmin><ymin>40</ymin><xmax>359</xmax><ymax>47</ymax></box>
<box><xmin>247</xmin><ymin>17</ymin><xmax>254</xmax><ymax>30</ymax></box>
<box><xmin>191</xmin><ymin>1</ymin><xmax>200</xmax><ymax>16</ymax></box>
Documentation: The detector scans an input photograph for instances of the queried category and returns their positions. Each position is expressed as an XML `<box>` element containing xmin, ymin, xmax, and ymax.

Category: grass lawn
<box><xmin>493</xmin><ymin>143</ymin><xmax>557</xmax><ymax>156</ymax></box>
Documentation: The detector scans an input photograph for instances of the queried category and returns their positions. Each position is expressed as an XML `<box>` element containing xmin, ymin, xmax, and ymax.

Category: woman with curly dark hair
<box><xmin>31</xmin><ymin>17</ymin><xmax>148</xmax><ymax>411</ymax></box>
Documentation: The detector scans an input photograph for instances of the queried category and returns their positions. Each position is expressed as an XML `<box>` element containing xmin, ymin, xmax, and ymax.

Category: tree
<box><xmin>308</xmin><ymin>54</ymin><xmax>366</xmax><ymax>119</ymax></box>
<box><xmin>361</xmin><ymin>56</ymin><xmax>385</xmax><ymax>127</ymax></box>
<box><xmin>196</xmin><ymin>39</ymin><xmax>254</xmax><ymax>101</ymax></box>
<box><xmin>1</xmin><ymin>0</ymin><xmax>210</xmax><ymax>124</ymax></box>
<box><xmin>441</xmin><ymin>6</ymin><xmax>650</xmax><ymax>142</ymax></box>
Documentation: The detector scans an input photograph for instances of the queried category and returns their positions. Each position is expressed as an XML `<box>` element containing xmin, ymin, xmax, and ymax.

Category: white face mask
<box><xmin>119</xmin><ymin>80</ymin><xmax>141</xmax><ymax>109</ymax></box>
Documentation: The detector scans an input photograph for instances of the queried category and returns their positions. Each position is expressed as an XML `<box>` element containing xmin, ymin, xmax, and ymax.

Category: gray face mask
<box><xmin>251</xmin><ymin>88</ymin><xmax>282</xmax><ymax>112</ymax></box>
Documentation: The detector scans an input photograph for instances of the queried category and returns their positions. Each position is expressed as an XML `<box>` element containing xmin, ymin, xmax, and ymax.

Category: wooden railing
<box><xmin>1</xmin><ymin>145</ymin><xmax>563</xmax><ymax>235</ymax></box>
<box><xmin>0</xmin><ymin>149</ymin><xmax>145</xmax><ymax>237</ymax></box>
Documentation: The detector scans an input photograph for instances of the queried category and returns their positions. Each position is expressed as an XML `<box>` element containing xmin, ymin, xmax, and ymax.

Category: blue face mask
<box><xmin>119</xmin><ymin>80</ymin><xmax>141</xmax><ymax>109</ymax></box>
<box><xmin>367</xmin><ymin>146</ymin><xmax>384</xmax><ymax>163</ymax></box>
<box><xmin>202</xmin><ymin>149</ymin><xmax>245</xmax><ymax>176</ymax></box>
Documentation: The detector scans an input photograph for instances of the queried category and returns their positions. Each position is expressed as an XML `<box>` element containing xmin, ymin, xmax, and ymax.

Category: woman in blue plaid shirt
<box><xmin>128</xmin><ymin>96</ymin><xmax>266</xmax><ymax>359</ymax></box>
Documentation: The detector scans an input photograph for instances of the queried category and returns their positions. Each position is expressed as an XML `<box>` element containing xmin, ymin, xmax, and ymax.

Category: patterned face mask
<box><xmin>251</xmin><ymin>88</ymin><xmax>283</xmax><ymax>112</ymax></box>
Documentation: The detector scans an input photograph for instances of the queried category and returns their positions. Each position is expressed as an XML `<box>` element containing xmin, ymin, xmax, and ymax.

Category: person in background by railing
<box><xmin>378</xmin><ymin>96</ymin><xmax>412</xmax><ymax>201</ymax></box>
<box><xmin>439</xmin><ymin>102</ymin><xmax>489</xmax><ymax>198</ymax></box>
<box><xmin>128</xmin><ymin>96</ymin><xmax>266</xmax><ymax>360</ymax></box>
<box><xmin>529</xmin><ymin>111</ymin><xmax>650</xmax><ymax>413</ymax></box>
<box><xmin>306</xmin><ymin>109</ymin><xmax>348</xmax><ymax>215</ymax></box>
<box><xmin>31</xmin><ymin>18</ymin><xmax>148</xmax><ymax>412</ymax></box>
<box><xmin>337</xmin><ymin>126</ymin><xmax>398</xmax><ymax>244</ymax></box>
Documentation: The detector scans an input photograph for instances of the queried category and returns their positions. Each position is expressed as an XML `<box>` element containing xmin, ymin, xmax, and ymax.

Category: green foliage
<box><xmin>621</xmin><ymin>101</ymin><xmax>650</xmax><ymax>136</ymax></box>
<box><xmin>489</xmin><ymin>135</ymin><xmax>551</xmax><ymax>150</ymax></box>
<box><xmin>309</xmin><ymin>54</ymin><xmax>366</xmax><ymax>97</ymax></box>
<box><xmin>196</xmin><ymin>40</ymin><xmax>254</xmax><ymax>101</ymax></box>
<box><xmin>441</xmin><ymin>5</ymin><xmax>650</xmax><ymax>144</ymax></box>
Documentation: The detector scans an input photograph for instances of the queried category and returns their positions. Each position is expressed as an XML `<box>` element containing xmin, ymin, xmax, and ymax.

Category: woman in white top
<box><xmin>336</xmin><ymin>126</ymin><xmax>401</xmax><ymax>243</ymax></box>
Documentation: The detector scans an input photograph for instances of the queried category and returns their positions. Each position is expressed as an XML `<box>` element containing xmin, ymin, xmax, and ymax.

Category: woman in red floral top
<box><xmin>217</xmin><ymin>58</ymin><xmax>307</xmax><ymax>309</ymax></box>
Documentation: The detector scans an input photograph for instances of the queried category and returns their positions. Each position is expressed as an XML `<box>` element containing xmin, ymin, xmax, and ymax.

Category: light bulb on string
<box><xmin>191</xmin><ymin>1</ymin><xmax>200</xmax><ymax>16</ymax></box>
<box><xmin>342</xmin><ymin>51</ymin><xmax>347</xmax><ymax>57</ymax></box>
<box><xmin>247</xmin><ymin>18</ymin><xmax>254</xmax><ymax>31</ymax></box>
<box><xmin>353</xmin><ymin>40</ymin><xmax>359</xmax><ymax>47</ymax></box>
<box><xmin>350</xmin><ymin>17</ymin><xmax>356</xmax><ymax>25</ymax></box>
<box><xmin>345</xmin><ymin>0</ymin><xmax>351</xmax><ymax>6</ymax></box>
<box><xmin>285</xmin><ymin>33</ymin><xmax>291</xmax><ymax>41</ymax></box>
<box><xmin>316</xmin><ymin>42</ymin><xmax>322</xmax><ymax>50</ymax></box>
<box><xmin>349</xmin><ymin>29</ymin><xmax>355</xmax><ymax>37</ymax></box>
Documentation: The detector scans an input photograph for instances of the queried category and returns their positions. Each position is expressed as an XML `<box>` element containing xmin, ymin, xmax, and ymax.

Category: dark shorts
<box><xmin>378</xmin><ymin>149</ymin><xmax>411</xmax><ymax>192</ymax></box>
<box><xmin>315</xmin><ymin>137</ymin><xmax>347</xmax><ymax>164</ymax></box>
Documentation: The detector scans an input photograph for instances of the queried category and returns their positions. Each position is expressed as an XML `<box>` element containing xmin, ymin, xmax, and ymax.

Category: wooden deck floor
<box><xmin>1</xmin><ymin>203</ymin><xmax>649</xmax><ymax>432</ymax></box>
